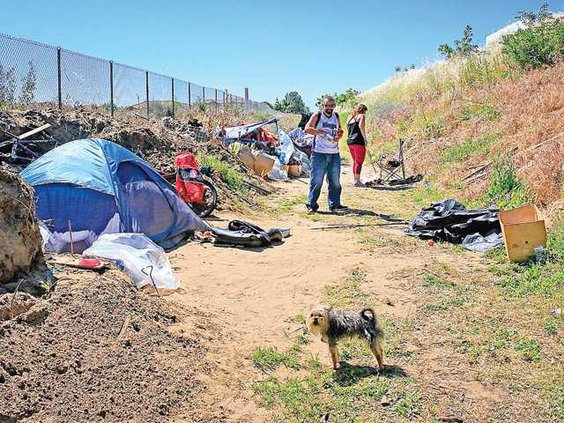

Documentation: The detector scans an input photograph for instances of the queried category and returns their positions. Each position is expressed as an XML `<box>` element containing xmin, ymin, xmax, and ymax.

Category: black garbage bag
<box><xmin>406</xmin><ymin>199</ymin><xmax>502</xmax><ymax>251</ymax></box>
<box><xmin>210</xmin><ymin>220</ymin><xmax>290</xmax><ymax>248</ymax></box>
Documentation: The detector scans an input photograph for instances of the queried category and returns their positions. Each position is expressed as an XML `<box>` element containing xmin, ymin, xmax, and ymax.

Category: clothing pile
<box><xmin>406</xmin><ymin>199</ymin><xmax>503</xmax><ymax>252</ymax></box>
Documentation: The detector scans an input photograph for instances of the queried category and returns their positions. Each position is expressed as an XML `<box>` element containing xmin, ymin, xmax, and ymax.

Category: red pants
<box><xmin>348</xmin><ymin>144</ymin><xmax>366</xmax><ymax>175</ymax></box>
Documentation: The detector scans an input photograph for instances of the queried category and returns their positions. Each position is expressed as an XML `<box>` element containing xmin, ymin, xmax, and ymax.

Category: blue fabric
<box><xmin>307</xmin><ymin>152</ymin><xmax>342</xmax><ymax>209</ymax></box>
<box><xmin>20</xmin><ymin>138</ymin><xmax>209</xmax><ymax>250</ymax></box>
<box><xmin>34</xmin><ymin>184</ymin><xmax>118</xmax><ymax>233</ymax></box>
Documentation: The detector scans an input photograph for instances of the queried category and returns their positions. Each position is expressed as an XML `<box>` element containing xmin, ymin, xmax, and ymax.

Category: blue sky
<box><xmin>1</xmin><ymin>0</ymin><xmax>561</xmax><ymax>109</ymax></box>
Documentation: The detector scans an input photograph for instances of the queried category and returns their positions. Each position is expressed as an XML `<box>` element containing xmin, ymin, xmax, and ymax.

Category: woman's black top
<box><xmin>347</xmin><ymin>117</ymin><xmax>365</xmax><ymax>146</ymax></box>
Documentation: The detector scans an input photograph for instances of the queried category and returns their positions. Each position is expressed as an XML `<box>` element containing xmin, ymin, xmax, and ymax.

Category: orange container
<box><xmin>499</xmin><ymin>204</ymin><xmax>547</xmax><ymax>263</ymax></box>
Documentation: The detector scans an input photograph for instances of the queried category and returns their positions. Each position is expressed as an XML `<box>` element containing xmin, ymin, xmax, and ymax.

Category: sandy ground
<box><xmin>166</xmin><ymin>167</ymin><xmax>478</xmax><ymax>422</ymax></box>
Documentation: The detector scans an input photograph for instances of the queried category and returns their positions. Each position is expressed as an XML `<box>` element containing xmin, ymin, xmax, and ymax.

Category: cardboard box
<box><xmin>499</xmin><ymin>204</ymin><xmax>547</xmax><ymax>263</ymax></box>
<box><xmin>253</xmin><ymin>152</ymin><xmax>275</xmax><ymax>177</ymax></box>
<box><xmin>288</xmin><ymin>164</ymin><xmax>302</xmax><ymax>177</ymax></box>
<box><xmin>237</xmin><ymin>146</ymin><xmax>255</xmax><ymax>170</ymax></box>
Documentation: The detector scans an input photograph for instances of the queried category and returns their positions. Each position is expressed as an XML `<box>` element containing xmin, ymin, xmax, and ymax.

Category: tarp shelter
<box><xmin>21</xmin><ymin>138</ymin><xmax>208</xmax><ymax>251</ymax></box>
<box><xmin>224</xmin><ymin>118</ymin><xmax>278</xmax><ymax>143</ymax></box>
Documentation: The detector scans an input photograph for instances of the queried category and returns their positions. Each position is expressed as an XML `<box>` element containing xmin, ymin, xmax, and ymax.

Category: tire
<box><xmin>190</xmin><ymin>179</ymin><xmax>218</xmax><ymax>218</ymax></box>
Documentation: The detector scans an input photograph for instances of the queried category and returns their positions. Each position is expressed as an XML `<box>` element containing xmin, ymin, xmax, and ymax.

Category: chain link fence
<box><xmin>0</xmin><ymin>32</ymin><xmax>280</xmax><ymax>118</ymax></box>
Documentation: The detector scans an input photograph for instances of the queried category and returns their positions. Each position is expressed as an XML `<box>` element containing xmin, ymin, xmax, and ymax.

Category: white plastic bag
<box><xmin>268</xmin><ymin>159</ymin><xmax>288</xmax><ymax>180</ymax></box>
<box><xmin>276</xmin><ymin>129</ymin><xmax>295</xmax><ymax>165</ymax></box>
<box><xmin>83</xmin><ymin>233</ymin><xmax>180</xmax><ymax>290</ymax></box>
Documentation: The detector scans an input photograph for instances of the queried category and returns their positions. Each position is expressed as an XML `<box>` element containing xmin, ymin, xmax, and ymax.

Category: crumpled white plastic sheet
<box><xmin>83</xmin><ymin>233</ymin><xmax>180</xmax><ymax>290</ymax></box>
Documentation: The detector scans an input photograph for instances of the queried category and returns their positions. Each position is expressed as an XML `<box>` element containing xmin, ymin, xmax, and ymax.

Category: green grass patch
<box><xmin>267</xmin><ymin>194</ymin><xmax>307</xmax><ymax>216</ymax></box>
<box><xmin>440</xmin><ymin>133</ymin><xmax>498</xmax><ymax>164</ymax></box>
<box><xmin>252</xmin><ymin>346</ymin><xmax>301</xmax><ymax>372</ymax></box>
<box><xmin>422</xmin><ymin>270</ymin><xmax>455</xmax><ymax>288</ymax></box>
<box><xmin>514</xmin><ymin>338</ymin><xmax>543</xmax><ymax>362</ymax></box>
<box><xmin>197</xmin><ymin>153</ymin><xmax>249</xmax><ymax>194</ymax></box>
<box><xmin>486</xmin><ymin>221</ymin><xmax>563</xmax><ymax>299</ymax></box>
<box><xmin>252</xmin><ymin>362</ymin><xmax>423</xmax><ymax>422</ymax></box>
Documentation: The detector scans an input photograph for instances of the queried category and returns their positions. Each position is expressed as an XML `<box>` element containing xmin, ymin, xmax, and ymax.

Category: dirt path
<box><xmin>164</xmin><ymin>166</ymin><xmax>494</xmax><ymax>422</ymax></box>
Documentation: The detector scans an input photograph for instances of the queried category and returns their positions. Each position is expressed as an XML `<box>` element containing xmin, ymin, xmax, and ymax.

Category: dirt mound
<box><xmin>0</xmin><ymin>269</ymin><xmax>221</xmax><ymax>422</ymax></box>
<box><xmin>0</xmin><ymin>107</ymin><xmax>273</xmax><ymax>210</ymax></box>
<box><xmin>0</xmin><ymin>169</ymin><xmax>43</xmax><ymax>286</ymax></box>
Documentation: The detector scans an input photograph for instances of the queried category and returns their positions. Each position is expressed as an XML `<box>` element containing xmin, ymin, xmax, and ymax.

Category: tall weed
<box><xmin>483</xmin><ymin>156</ymin><xmax>534</xmax><ymax>208</ymax></box>
<box><xmin>197</xmin><ymin>153</ymin><xmax>248</xmax><ymax>194</ymax></box>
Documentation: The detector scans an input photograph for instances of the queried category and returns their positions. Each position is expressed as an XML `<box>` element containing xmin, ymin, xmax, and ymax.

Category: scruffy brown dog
<box><xmin>308</xmin><ymin>304</ymin><xmax>384</xmax><ymax>370</ymax></box>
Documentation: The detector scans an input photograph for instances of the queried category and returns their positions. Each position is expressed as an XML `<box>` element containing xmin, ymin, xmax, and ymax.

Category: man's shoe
<box><xmin>306</xmin><ymin>204</ymin><xmax>318</xmax><ymax>214</ymax></box>
<box><xmin>330</xmin><ymin>204</ymin><xmax>348</xmax><ymax>212</ymax></box>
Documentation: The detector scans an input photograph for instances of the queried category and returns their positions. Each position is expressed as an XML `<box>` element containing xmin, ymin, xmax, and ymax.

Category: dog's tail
<box><xmin>361</xmin><ymin>308</ymin><xmax>376</xmax><ymax>323</ymax></box>
<box><xmin>361</xmin><ymin>308</ymin><xmax>384</xmax><ymax>341</ymax></box>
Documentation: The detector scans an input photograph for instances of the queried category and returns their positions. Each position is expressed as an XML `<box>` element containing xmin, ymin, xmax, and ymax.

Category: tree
<box><xmin>394</xmin><ymin>64</ymin><xmax>416</xmax><ymax>73</ymax></box>
<box><xmin>516</xmin><ymin>2</ymin><xmax>551</xmax><ymax>25</ymax></box>
<box><xmin>0</xmin><ymin>65</ymin><xmax>17</xmax><ymax>107</ymax></box>
<box><xmin>19</xmin><ymin>61</ymin><xmax>37</xmax><ymax>105</ymax></box>
<box><xmin>438</xmin><ymin>43</ymin><xmax>455</xmax><ymax>59</ymax></box>
<box><xmin>274</xmin><ymin>91</ymin><xmax>309</xmax><ymax>114</ymax></box>
<box><xmin>316</xmin><ymin>88</ymin><xmax>360</xmax><ymax>108</ymax></box>
<box><xmin>438</xmin><ymin>24</ymin><xmax>479</xmax><ymax>59</ymax></box>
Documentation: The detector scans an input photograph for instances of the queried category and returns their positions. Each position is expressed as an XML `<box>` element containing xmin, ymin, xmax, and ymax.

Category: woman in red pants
<box><xmin>346</xmin><ymin>104</ymin><xmax>368</xmax><ymax>186</ymax></box>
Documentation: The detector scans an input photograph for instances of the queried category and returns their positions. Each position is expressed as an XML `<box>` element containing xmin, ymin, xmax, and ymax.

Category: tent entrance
<box><xmin>117</xmin><ymin>162</ymin><xmax>175</xmax><ymax>241</ymax></box>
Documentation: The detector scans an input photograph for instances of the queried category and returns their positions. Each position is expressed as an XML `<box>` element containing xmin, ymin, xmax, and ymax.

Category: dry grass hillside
<box><xmin>356</xmin><ymin>47</ymin><xmax>562</xmax><ymax>216</ymax></box>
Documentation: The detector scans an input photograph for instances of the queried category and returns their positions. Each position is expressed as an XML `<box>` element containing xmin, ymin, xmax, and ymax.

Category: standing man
<box><xmin>304</xmin><ymin>96</ymin><xmax>347</xmax><ymax>213</ymax></box>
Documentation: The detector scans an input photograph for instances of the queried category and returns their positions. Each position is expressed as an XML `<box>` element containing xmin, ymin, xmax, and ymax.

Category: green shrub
<box><xmin>197</xmin><ymin>153</ymin><xmax>248</xmax><ymax>194</ymax></box>
<box><xmin>502</xmin><ymin>18</ymin><xmax>564</xmax><ymax>69</ymax></box>
<box><xmin>483</xmin><ymin>156</ymin><xmax>534</xmax><ymax>209</ymax></box>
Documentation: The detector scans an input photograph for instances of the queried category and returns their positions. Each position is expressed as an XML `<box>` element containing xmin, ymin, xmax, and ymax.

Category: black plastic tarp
<box><xmin>406</xmin><ymin>199</ymin><xmax>503</xmax><ymax>252</ymax></box>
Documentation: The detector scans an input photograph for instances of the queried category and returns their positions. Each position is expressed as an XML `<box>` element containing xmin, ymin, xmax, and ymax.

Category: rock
<box><xmin>380</xmin><ymin>395</ymin><xmax>392</xmax><ymax>406</ymax></box>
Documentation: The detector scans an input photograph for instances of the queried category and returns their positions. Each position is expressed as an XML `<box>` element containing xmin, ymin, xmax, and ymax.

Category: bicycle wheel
<box><xmin>190</xmin><ymin>179</ymin><xmax>218</xmax><ymax>218</ymax></box>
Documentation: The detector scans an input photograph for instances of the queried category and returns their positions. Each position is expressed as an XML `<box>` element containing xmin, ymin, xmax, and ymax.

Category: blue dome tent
<box><xmin>21</xmin><ymin>138</ymin><xmax>208</xmax><ymax>251</ymax></box>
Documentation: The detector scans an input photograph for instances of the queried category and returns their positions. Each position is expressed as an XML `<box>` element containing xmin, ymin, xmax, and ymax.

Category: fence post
<box><xmin>109</xmin><ymin>61</ymin><xmax>114</xmax><ymax>117</ymax></box>
<box><xmin>214</xmin><ymin>89</ymin><xmax>218</xmax><ymax>112</ymax></box>
<box><xmin>57</xmin><ymin>47</ymin><xmax>62</xmax><ymax>109</ymax></box>
<box><xmin>145</xmin><ymin>71</ymin><xmax>150</xmax><ymax>117</ymax></box>
<box><xmin>188</xmin><ymin>83</ymin><xmax>191</xmax><ymax>110</ymax></box>
<box><xmin>171</xmin><ymin>78</ymin><xmax>175</xmax><ymax>119</ymax></box>
<box><xmin>202</xmin><ymin>86</ymin><xmax>205</xmax><ymax>103</ymax></box>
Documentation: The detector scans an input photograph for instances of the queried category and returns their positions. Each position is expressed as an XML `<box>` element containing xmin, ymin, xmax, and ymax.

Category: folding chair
<box><xmin>376</xmin><ymin>139</ymin><xmax>406</xmax><ymax>183</ymax></box>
